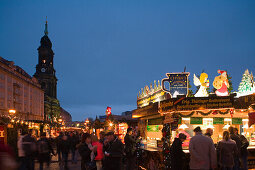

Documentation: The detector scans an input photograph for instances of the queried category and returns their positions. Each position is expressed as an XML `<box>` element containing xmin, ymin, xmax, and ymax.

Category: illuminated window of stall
<box><xmin>203</xmin><ymin>118</ymin><xmax>214</xmax><ymax>129</ymax></box>
<box><xmin>223</xmin><ymin>118</ymin><xmax>232</xmax><ymax>130</ymax></box>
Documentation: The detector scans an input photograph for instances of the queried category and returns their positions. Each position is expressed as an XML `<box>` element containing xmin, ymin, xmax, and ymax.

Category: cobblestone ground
<box><xmin>35</xmin><ymin>152</ymin><xmax>81</xmax><ymax>170</ymax></box>
<box><xmin>35</xmin><ymin>161</ymin><xmax>81</xmax><ymax>170</ymax></box>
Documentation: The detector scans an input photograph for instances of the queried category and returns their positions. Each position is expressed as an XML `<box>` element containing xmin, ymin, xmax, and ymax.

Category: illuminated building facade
<box><xmin>0</xmin><ymin>57</ymin><xmax>44</xmax><ymax>121</ymax></box>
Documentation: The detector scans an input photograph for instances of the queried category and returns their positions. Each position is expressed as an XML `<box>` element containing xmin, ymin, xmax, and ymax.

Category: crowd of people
<box><xmin>11</xmin><ymin>127</ymin><xmax>140</xmax><ymax>170</ymax></box>
<box><xmin>170</xmin><ymin>126</ymin><xmax>249</xmax><ymax>170</ymax></box>
<box><xmin>0</xmin><ymin>125</ymin><xmax>250</xmax><ymax>170</ymax></box>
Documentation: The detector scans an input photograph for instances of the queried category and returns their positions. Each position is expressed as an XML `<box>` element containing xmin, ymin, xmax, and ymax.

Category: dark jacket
<box><xmin>104</xmin><ymin>137</ymin><xmax>124</xmax><ymax>170</ymax></box>
<box><xmin>217</xmin><ymin>139</ymin><xmax>238</xmax><ymax>168</ymax></box>
<box><xmin>60</xmin><ymin>135</ymin><xmax>70</xmax><ymax>154</ymax></box>
<box><xmin>124</xmin><ymin>134</ymin><xmax>136</xmax><ymax>157</ymax></box>
<box><xmin>70</xmin><ymin>134</ymin><xmax>79</xmax><ymax>150</ymax></box>
<box><xmin>56</xmin><ymin>134</ymin><xmax>63</xmax><ymax>152</ymax></box>
<box><xmin>37</xmin><ymin>137</ymin><xmax>54</xmax><ymax>162</ymax></box>
<box><xmin>240</xmin><ymin>135</ymin><xmax>249</xmax><ymax>157</ymax></box>
<box><xmin>22</xmin><ymin>134</ymin><xmax>37</xmax><ymax>157</ymax></box>
<box><xmin>170</xmin><ymin>138</ymin><xmax>185</xmax><ymax>170</ymax></box>
<box><xmin>230</xmin><ymin>133</ymin><xmax>242</xmax><ymax>156</ymax></box>
<box><xmin>77</xmin><ymin>143</ymin><xmax>91</xmax><ymax>163</ymax></box>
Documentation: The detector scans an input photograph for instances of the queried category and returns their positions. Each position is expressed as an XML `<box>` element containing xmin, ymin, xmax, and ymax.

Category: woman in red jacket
<box><xmin>91</xmin><ymin>135</ymin><xmax>103</xmax><ymax>170</ymax></box>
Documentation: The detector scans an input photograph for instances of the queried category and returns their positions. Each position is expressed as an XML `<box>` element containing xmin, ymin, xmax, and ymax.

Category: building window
<box><xmin>0</xmin><ymin>74</ymin><xmax>4</xmax><ymax>80</ymax></box>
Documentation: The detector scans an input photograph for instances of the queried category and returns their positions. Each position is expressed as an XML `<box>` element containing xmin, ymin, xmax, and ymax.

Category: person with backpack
<box><xmin>37</xmin><ymin>132</ymin><xmax>55</xmax><ymax>170</ymax></box>
<box><xmin>22</xmin><ymin>129</ymin><xmax>37</xmax><ymax>170</ymax></box>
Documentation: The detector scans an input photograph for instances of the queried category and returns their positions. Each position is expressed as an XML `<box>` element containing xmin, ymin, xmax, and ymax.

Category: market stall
<box><xmin>133</xmin><ymin>70</ymin><xmax>255</xmax><ymax>169</ymax></box>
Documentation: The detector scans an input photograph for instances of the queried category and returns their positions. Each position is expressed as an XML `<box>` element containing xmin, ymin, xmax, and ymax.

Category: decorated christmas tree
<box><xmin>238</xmin><ymin>69</ymin><xmax>255</xmax><ymax>96</ymax></box>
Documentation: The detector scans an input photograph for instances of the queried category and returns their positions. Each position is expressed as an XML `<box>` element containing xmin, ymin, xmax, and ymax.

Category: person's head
<box><xmin>22</xmin><ymin>129</ymin><xmax>28</xmax><ymax>136</ymax></box>
<box><xmin>81</xmin><ymin>133</ymin><xmax>91</xmax><ymax>144</ymax></box>
<box><xmin>70</xmin><ymin>132</ymin><xmax>74</xmax><ymax>137</ymax></box>
<box><xmin>28</xmin><ymin>129</ymin><xmax>33</xmax><ymax>135</ymax></box>
<box><xmin>178</xmin><ymin>133</ymin><xmax>187</xmax><ymax>142</ymax></box>
<box><xmin>127</xmin><ymin>128</ymin><xmax>133</xmax><ymax>135</ymax></box>
<box><xmin>41</xmin><ymin>132</ymin><xmax>46</xmax><ymax>138</ymax></box>
<box><xmin>206</xmin><ymin>128</ymin><xmax>213</xmax><ymax>136</ymax></box>
<box><xmin>99</xmin><ymin>131</ymin><xmax>105</xmax><ymax>140</ymax></box>
<box><xmin>106</xmin><ymin>131</ymin><xmax>115</xmax><ymax>142</ymax></box>
<box><xmin>193</xmin><ymin>126</ymin><xmax>202</xmax><ymax>134</ymax></box>
<box><xmin>59</xmin><ymin>132</ymin><xmax>63</xmax><ymax>136</ymax></box>
<box><xmin>223</xmin><ymin>131</ymin><xmax>230</xmax><ymax>141</ymax></box>
<box><xmin>234</xmin><ymin>128</ymin><xmax>239</xmax><ymax>135</ymax></box>
<box><xmin>91</xmin><ymin>135</ymin><xmax>98</xmax><ymax>143</ymax></box>
<box><xmin>228</xmin><ymin>126</ymin><xmax>234</xmax><ymax>134</ymax></box>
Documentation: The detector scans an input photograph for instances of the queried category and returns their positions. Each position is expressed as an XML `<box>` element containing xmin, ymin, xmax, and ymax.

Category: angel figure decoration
<box><xmin>194</xmin><ymin>73</ymin><xmax>209</xmax><ymax>97</ymax></box>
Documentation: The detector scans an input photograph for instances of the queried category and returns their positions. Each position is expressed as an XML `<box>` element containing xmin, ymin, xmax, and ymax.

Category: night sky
<box><xmin>1</xmin><ymin>1</ymin><xmax>255</xmax><ymax>121</ymax></box>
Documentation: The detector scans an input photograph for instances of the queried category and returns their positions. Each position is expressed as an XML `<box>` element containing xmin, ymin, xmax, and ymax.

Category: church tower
<box><xmin>34</xmin><ymin>18</ymin><xmax>57</xmax><ymax>98</ymax></box>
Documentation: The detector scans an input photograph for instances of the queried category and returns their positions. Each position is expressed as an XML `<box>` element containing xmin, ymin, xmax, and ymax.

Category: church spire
<box><xmin>44</xmin><ymin>16</ymin><xmax>48</xmax><ymax>36</ymax></box>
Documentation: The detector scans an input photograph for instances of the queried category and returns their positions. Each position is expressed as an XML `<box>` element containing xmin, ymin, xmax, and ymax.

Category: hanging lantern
<box><xmin>106</xmin><ymin>106</ymin><xmax>111</xmax><ymax>116</ymax></box>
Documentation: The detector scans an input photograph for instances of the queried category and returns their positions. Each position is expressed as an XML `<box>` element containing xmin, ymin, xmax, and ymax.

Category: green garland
<box><xmin>178</xmin><ymin>109</ymin><xmax>231</xmax><ymax>117</ymax></box>
<box><xmin>218</xmin><ymin>109</ymin><xmax>230</xmax><ymax>115</ymax></box>
<box><xmin>179</xmin><ymin>111</ymin><xmax>196</xmax><ymax>117</ymax></box>
<box><xmin>197</xmin><ymin>110</ymin><xmax>213</xmax><ymax>116</ymax></box>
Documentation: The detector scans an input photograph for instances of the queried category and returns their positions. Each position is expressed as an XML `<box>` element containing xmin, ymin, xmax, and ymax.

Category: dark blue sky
<box><xmin>1</xmin><ymin>1</ymin><xmax>255</xmax><ymax>121</ymax></box>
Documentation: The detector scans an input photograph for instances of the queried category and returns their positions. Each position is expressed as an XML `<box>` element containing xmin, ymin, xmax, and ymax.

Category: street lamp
<box><xmin>8</xmin><ymin>109</ymin><xmax>16</xmax><ymax>123</ymax></box>
<box><xmin>109</xmin><ymin>122</ymin><xmax>113</xmax><ymax>127</ymax></box>
<box><xmin>8</xmin><ymin>109</ymin><xmax>16</xmax><ymax>115</ymax></box>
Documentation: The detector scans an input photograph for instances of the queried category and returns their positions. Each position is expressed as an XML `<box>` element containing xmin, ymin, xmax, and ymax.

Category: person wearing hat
<box><xmin>189</xmin><ymin>126</ymin><xmax>217</xmax><ymax>170</ymax></box>
<box><xmin>104</xmin><ymin>131</ymin><xmax>124</xmax><ymax>170</ymax></box>
<box><xmin>170</xmin><ymin>133</ymin><xmax>187</xmax><ymax>170</ymax></box>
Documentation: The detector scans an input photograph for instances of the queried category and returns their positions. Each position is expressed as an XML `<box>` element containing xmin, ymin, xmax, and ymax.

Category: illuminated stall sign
<box><xmin>147</xmin><ymin>125</ymin><xmax>160</xmax><ymax>132</ymax></box>
<box><xmin>133</xmin><ymin>102</ymin><xmax>159</xmax><ymax>118</ymax></box>
<box><xmin>137</xmin><ymin>90</ymin><xmax>170</xmax><ymax>108</ymax></box>
<box><xmin>162</xmin><ymin>72</ymin><xmax>190</xmax><ymax>98</ymax></box>
<box><xmin>213</xmin><ymin>118</ymin><xmax>224</xmax><ymax>124</ymax></box>
<box><xmin>159</xmin><ymin>96</ymin><xmax>235</xmax><ymax>113</ymax></box>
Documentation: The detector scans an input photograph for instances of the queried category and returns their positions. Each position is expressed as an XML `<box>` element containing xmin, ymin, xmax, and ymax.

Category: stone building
<box><xmin>0</xmin><ymin>57</ymin><xmax>44</xmax><ymax>121</ymax></box>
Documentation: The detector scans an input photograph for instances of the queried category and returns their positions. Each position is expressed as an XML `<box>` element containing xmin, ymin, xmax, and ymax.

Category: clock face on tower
<box><xmin>41</xmin><ymin>68</ymin><xmax>46</xmax><ymax>72</ymax></box>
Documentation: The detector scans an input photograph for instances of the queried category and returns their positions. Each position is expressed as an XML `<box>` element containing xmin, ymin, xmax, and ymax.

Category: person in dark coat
<box><xmin>77</xmin><ymin>133</ymin><xmax>97</xmax><ymax>170</ymax></box>
<box><xmin>170</xmin><ymin>133</ymin><xmax>187</xmax><ymax>170</ymax></box>
<box><xmin>60</xmin><ymin>132</ymin><xmax>70</xmax><ymax>170</ymax></box>
<box><xmin>37</xmin><ymin>132</ymin><xmax>55</xmax><ymax>170</ymax></box>
<box><xmin>22</xmin><ymin>129</ymin><xmax>37</xmax><ymax>170</ymax></box>
<box><xmin>56</xmin><ymin>132</ymin><xmax>63</xmax><ymax>163</ymax></box>
<box><xmin>229</xmin><ymin>127</ymin><xmax>242</xmax><ymax>170</ymax></box>
<box><xmin>124</xmin><ymin>127</ymin><xmax>138</xmax><ymax>170</ymax></box>
<box><xmin>240</xmin><ymin>135</ymin><xmax>249</xmax><ymax>170</ymax></box>
<box><xmin>104</xmin><ymin>131</ymin><xmax>124</xmax><ymax>170</ymax></box>
<box><xmin>70</xmin><ymin>132</ymin><xmax>79</xmax><ymax>164</ymax></box>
